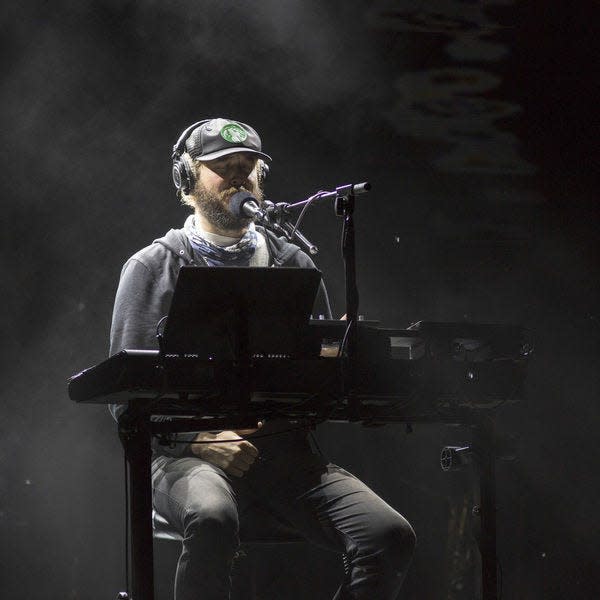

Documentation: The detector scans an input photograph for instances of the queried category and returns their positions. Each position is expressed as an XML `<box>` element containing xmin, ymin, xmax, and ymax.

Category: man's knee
<box><xmin>355</xmin><ymin>515</ymin><xmax>416</xmax><ymax>572</ymax></box>
<box><xmin>346</xmin><ymin>517</ymin><xmax>415</xmax><ymax>598</ymax></box>
<box><xmin>381</xmin><ymin>516</ymin><xmax>416</xmax><ymax>566</ymax></box>
<box><xmin>183</xmin><ymin>500</ymin><xmax>239</xmax><ymax>548</ymax></box>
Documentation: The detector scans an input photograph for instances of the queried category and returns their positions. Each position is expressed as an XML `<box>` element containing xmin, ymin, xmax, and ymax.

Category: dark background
<box><xmin>1</xmin><ymin>1</ymin><xmax>598</xmax><ymax>598</ymax></box>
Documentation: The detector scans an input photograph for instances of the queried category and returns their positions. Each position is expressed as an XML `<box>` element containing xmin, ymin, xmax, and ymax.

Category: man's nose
<box><xmin>229</xmin><ymin>171</ymin><xmax>248</xmax><ymax>188</ymax></box>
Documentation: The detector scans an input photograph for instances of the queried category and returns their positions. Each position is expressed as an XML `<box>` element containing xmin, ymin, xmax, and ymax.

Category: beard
<box><xmin>192</xmin><ymin>181</ymin><xmax>264</xmax><ymax>232</ymax></box>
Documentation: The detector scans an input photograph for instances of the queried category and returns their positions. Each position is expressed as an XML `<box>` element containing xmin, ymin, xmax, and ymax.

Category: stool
<box><xmin>152</xmin><ymin>510</ymin><xmax>313</xmax><ymax>600</ymax></box>
<box><xmin>152</xmin><ymin>510</ymin><xmax>184</xmax><ymax>542</ymax></box>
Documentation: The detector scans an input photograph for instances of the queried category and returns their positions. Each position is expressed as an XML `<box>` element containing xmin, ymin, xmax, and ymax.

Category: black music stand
<box><xmin>119</xmin><ymin>266</ymin><xmax>321</xmax><ymax>600</ymax></box>
<box><xmin>163</xmin><ymin>266</ymin><xmax>321</xmax><ymax>359</ymax></box>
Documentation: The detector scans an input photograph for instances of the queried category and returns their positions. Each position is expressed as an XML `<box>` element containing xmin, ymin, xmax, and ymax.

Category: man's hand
<box><xmin>191</xmin><ymin>430</ymin><xmax>260</xmax><ymax>477</ymax></box>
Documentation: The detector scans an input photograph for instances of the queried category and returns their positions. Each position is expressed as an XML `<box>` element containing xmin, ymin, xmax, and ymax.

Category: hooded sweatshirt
<box><xmin>109</xmin><ymin>222</ymin><xmax>328</xmax><ymax>457</ymax></box>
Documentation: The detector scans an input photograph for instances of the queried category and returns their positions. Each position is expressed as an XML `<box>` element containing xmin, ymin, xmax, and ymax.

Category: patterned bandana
<box><xmin>184</xmin><ymin>215</ymin><xmax>258</xmax><ymax>266</ymax></box>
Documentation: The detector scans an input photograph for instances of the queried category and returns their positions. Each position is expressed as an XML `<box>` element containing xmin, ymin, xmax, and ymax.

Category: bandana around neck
<box><xmin>184</xmin><ymin>214</ymin><xmax>258</xmax><ymax>266</ymax></box>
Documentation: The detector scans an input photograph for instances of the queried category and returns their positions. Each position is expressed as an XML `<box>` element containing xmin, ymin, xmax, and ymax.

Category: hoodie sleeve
<box><xmin>108</xmin><ymin>256</ymin><xmax>196</xmax><ymax>458</ymax></box>
<box><xmin>110</xmin><ymin>258</ymin><xmax>165</xmax><ymax>356</ymax></box>
<box><xmin>108</xmin><ymin>257</ymin><xmax>168</xmax><ymax>422</ymax></box>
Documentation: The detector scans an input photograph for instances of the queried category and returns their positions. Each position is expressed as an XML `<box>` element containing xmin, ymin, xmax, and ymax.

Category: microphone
<box><xmin>229</xmin><ymin>191</ymin><xmax>266</xmax><ymax>221</ymax></box>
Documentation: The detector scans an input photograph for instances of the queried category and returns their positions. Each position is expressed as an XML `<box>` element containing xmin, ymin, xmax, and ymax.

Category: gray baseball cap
<box><xmin>185</xmin><ymin>118</ymin><xmax>271</xmax><ymax>162</ymax></box>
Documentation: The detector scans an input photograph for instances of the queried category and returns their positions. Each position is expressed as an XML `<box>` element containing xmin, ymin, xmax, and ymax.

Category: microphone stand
<box><xmin>260</xmin><ymin>202</ymin><xmax>319</xmax><ymax>256</ymax></box>
<box><xmin>334</xmin><ymin>184</ymin><xmax>363</xmax><ymax>420</ymax></box>
<box><xmin>259</xmin><ymin>182</ymin><xmax>371</xmax><ymax>420</ymax></box>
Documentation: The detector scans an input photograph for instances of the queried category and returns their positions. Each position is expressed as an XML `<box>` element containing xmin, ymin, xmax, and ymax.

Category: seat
<box><xmin>152</xmin><ymin>509</ymin><xmax>304</xmax><ymax>543</ymax></box>
<box><xmin>152</xmin><ymin>510</ymin><xmax>184</xmax><ymax>542</ymax></box>
<box><xmin>152</xmin><ymin>509</ymin><xmax>310</xmax><ymax>600</ymax></box>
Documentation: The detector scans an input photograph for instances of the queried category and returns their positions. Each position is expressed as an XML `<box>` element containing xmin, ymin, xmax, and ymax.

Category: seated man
<box><xmin>109</xmin><ymin>118</ymin><xmax>416</xmax><ymax>600</ymax></box>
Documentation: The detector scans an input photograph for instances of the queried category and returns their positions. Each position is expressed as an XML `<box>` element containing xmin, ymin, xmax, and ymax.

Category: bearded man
<box><xmin>109</xmin><ymin>118</ymin><xmax>416</xmax><ymax>600</ymax></box>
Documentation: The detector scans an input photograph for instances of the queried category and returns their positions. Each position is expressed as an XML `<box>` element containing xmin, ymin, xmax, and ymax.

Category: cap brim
<box><xmin>196</xmin><ymin>148</ymin><xmax>272</xmax><ymax>162</ymax></box>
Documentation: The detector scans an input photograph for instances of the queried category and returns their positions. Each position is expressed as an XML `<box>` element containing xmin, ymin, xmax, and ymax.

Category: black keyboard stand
<box><xmin>116</xmin><ymin>403</ymin><xmax>499</xmax><ymax>600</ymax></box>
<box><xmin>476</xmin><ymin>415</ymin><xmax>498</xmax><ymax>599</ymax></box>
<box><xmin>118</xmin><ymin>405</ymin><xmax>154</xmax><ymax>600</ymax></box>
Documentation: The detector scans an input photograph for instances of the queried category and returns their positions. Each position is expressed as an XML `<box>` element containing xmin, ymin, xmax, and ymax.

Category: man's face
<box><xmin>192</xmin><ymin>153</ymin><xmax>263</xmax><ymax>232</ymax></box>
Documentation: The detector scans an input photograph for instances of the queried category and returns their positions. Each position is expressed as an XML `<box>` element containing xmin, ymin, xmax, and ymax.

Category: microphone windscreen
<box><xmin>229</xmin><ymin>191</ymin><xmax>256</xmax><ymax>218</ymax></box>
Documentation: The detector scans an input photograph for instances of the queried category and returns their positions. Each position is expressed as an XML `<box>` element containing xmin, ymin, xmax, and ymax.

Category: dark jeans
<box><xmin>152</xmin><ymin>424</ymin><xmax>416</xmax><ymax>600</ymax></box>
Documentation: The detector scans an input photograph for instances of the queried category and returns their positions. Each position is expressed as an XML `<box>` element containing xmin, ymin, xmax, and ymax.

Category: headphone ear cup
<box><xmin>172</xmin><ymin>154</ymin><xmax>196</xmax><ymax>194</ymax></box>
<box><xmin>257</xmin><ymin>159</ymin><xmax>269</xmax><ymax>187</ymax></box>
<box><xmin>171</xmin><ymin>119</ymin><xmax>211</xmax><ymax>194</ymax></box>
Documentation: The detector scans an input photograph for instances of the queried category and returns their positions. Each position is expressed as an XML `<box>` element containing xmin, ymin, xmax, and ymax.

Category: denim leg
<box><xmin>152</xmin><ymin>456</ymin><xmax>240</xmax><ymax>600</ymax></box>
<box><xmin>266</xmin><ymin>464</ymin><xmax>416</xmax><ymax>600</ymax></box>
<box><xmin>151</xmin><ymin>432</ymin><xmax>416</xmax><ymax>600</ymax></box>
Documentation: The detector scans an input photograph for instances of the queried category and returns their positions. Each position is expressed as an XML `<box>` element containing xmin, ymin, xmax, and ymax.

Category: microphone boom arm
<box><xmin>252</xmin><ymin>181</ymin><xmax>370</xmax><ymax>258</ymax></box>
<box><xmin>259</xmin><ymin>201</ymin><xmax>319</xmax><ymax>256</ymax></box>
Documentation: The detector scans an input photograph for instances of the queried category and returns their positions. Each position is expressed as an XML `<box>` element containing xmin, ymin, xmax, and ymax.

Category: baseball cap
<box><xmin>185</xmin><ymin>118</ymin><xmax>271</xmax><ymax>162</ymax></box>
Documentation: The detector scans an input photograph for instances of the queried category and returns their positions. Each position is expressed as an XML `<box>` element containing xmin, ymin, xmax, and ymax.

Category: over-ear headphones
<box><xmin>257</xmin><ymin>159</ymin><xmax>269</xmax><ymax>187</ymax></box>
<box><xmin>171</xmin><ymin>120</ymin><xmax>210</xmax><ymax>194</ymax></box>
<box><xmin>172</xmin><ymin>120</ymin><xmax>271</xmax><ymax>194</ymax></box>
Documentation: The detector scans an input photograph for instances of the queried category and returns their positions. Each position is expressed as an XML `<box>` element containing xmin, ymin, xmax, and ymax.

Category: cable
<box><xmin>159</xmin><ymin>423</ymin><xmax>315</xmax><ymax>444</ymax></box>
<box><xmin>153</xmin><ymin>370</ymin><xmax>342</xmax><ymax>446</ymax></box>
<box><xmin>337</xmin><ymin>319</ymin><xmax>354</xmax><ymax>357</ymax></box>
<box><xmin>122</xmin><ymin>451</ymin><xmax>130</xmax><ymax>596</ymax></box>
<box><xmin>497</xmin><ymin>557</ymin><xmax>503</xmax><ymax>599</ymax></box>
<box><xmin>308</xmin><ymin>430</ymin><xmax>326</xmax><ymax>458</ymax></box>
<box><xmin>318</xmin><ymin>279</ymin><xmax>333</xmax><ymax>320</ymax></box>
<box><xmin>267</xmin><ymin>372</ymin><xmax>341</xmax><ymax>414</ymax></box>
<box><xmin>288</xmin><ymin>190</ymin><xmax>327</xmax><ymax>241</ymax></box>
<box><xmin>155</xmin><ymin>315</ymin><xmax>168</xmax><ymax>338</ymax></box>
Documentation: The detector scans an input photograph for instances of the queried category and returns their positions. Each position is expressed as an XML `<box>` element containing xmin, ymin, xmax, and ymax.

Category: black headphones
<box><xmin>172</xmin><ymin>120</ymin><xmax>270</xmax><ymax>195</ymax></box>
<box><xmin>257</xmin><ymin>159</ymin><xmax>269</xmax><ymax>187</ymax></box>
<box><xmin>171</xmin><ymin>120</ymin><xmax>209</xmax><ymax>195</ymax></box>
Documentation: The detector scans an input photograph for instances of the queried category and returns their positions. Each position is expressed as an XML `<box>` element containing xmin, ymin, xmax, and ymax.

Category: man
<box><xmin>109</xmin><ymin>118</ymin><xmax>416</xmax><ymax>599</ymax></box>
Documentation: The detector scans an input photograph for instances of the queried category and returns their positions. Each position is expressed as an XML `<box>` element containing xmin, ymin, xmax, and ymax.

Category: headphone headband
<box><xmin>171</xmin><ymin>119</ymin><xmax>211</xmax><ymax>160</ymax></box>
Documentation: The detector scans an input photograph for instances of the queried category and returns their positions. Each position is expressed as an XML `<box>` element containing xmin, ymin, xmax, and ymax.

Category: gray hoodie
<box><xmin>109</xmin><ymin>223</ymin><xmax>328</xmax><ymax>457</ymax></box>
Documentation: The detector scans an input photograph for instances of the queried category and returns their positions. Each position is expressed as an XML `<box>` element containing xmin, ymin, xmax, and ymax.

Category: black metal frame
<box><xmin>118</xmin><ymin>405</ymin><xmax>498</xmax><ymax>600</ymax></box>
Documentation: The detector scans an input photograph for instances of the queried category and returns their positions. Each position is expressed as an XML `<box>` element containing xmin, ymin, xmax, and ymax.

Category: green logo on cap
<box><xmin>220</xmin><ymin>123</ymin><xmax>248</xmax><ymax>143</ymax></box>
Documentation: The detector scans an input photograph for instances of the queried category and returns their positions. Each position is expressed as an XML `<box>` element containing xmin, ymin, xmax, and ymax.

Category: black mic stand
<box><xmin>263</xmin><ymin>182</ymin><xmax>371</xmax><ymax>420</ymax></box>
<box><xmin>334</xmin><ymin>184</ymin><xmax>360</xmax><ymax>420</ymax></box>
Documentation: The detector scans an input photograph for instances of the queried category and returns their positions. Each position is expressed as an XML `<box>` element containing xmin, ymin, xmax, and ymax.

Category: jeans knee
<box><xmin>345</xmin><ymin>519</ymin><xmax>416</xmax><ymax>598</ymax></box>
<box><xmin>183</xmin><ymin>501</ymin><xmax>239</xmax><ymax>548</ymax></box>
<box><xmin>385</xmin><ymin>518</ymin><xmax>416</xmax><ymax>565</ymax></box>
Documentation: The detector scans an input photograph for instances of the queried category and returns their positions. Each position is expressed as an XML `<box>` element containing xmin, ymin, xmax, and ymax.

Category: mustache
<box><xmin>219</xmin><ymin>185</ymin><xmax>262</xmax><ymax>204</ymax></box>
